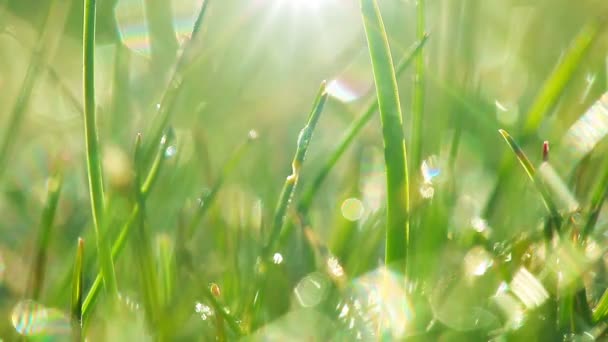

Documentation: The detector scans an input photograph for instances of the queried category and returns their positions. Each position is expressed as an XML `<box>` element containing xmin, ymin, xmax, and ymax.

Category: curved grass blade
<box><xmin>28</xmin><ymin>171</ymin><xmax>63</xmax><ymax>300</ymax></box>
<box><xmin>410</xmin><ymin>0</ymin><xmax>426</xmax><ymax>175</ymax></box>
<box><xmin>71</xmin><ymin>238</ymin><xmax>84</xmax><ymax>341</ymax></box>
<box><xmin>297</xmin><ymin>35</ymin><xmax>429</xmax><ymax>216</ymax></box>
<box><xmin>498</xmin><ymin>129</ymin><xmax>562</xmax><ymax>230</ymax></box>
<box><xmin>185</xmin><ymin>130</ymin><xmax>258</xmax><ymax>239</ymax></box>
<box><xmin>81</xmin><ymin>129</ymin><xmax>174</xmax><ymax>323</ymax></box>
<box><xmin>361</xmin><ymin>0</ymin><xmax>410</xmax><ymax>267</ymax></box>
<box><xmin>262</xmin><ymin>81</ymin><xmax>328</xmax><ymax>258</ymax></box>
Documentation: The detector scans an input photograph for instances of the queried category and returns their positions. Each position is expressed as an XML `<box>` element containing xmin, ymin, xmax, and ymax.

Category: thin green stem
<box><xmin>361</xmin><ymin>0</ymin><xmax>410</xmax><ymax>267</ymax></box>
<box><xmin>28</xmin><ymin>171</ymin><xmax>63</xmax><ymax>300</ymax></box>
<box><xmin>582</xmin><ymin>154</ymin><xmax>608</xmax><ymax>238</ymax></box>
<box><xmin>410</xmin><ymin>0</ymin><xmax>426</xmax><ymax>175</ymax></box>
<box><xmin>71</xmin><ymin>238</ymin><xmax>84</xmax><ymax>342</ymax></box>
<box><xmin>81</xmin><ymin>130</ymin><xmax>173</xmax><ymax>323</ymax></box>
<box><xmin>498</xmin><ymin>129</ymin><xmax>561</xmax><ymax>231</ymax></box>
<box><xmin>186</xmin><ymin>131</ymin><xmax>258</xmax><ymax>239</ymax></box>
<box><xmin>143</xmin><ymin>0</ymin><xmax>210</xmax><ymax>162</ymax></box>
<box><xmin>262</xmin><ymin>82</ymin><xmax>328</xmax><ymax>258</ymax></box>
<box><xmin>298</xmin><ymin>35</ymin><xmax>428</xmax><ymax>216</ymax></box>
<box><xmin>83</xmin><ymin>0</ymin><xmax>117</xmax><ymax>296</ymax></box>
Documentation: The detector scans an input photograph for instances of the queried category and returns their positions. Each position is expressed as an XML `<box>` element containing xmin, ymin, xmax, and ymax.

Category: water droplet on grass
<box><xmin>341</xmin><ymin>197</ymin><xmax>364</xmax><ymax>221</ymax></box>
<box><xmin>194</xmin><ymin>302</ymin><xmax>213</xmax><ymax>320</ymax></box>
<box><xmin>294</xmin><ymin>273</ymin><xmax>329</xmax><ymax>308</ymax></box>
<box><xmin>164</xmin><ymin>145</ymin><xmax>177</xmax><ymax>158</ymax></box>
<box><xmin>272</xmin><ymin>252</ymin><xmax>283</xmax><ymax>264</ymax></box>
<box><xmin>464</xmin><ymin>247</ymin><xmax>494</xmax><ymax>277</ymax></box>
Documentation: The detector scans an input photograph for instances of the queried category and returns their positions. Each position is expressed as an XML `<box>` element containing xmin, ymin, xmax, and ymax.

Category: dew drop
<box><xmin>11</xmin><ymin>300</ymin><xmax>71</xmax><ymax>337</ymax></box>
<box><xmin>164</xmin><ymin>145</ymin><xmax>177</xmax><ymax>158</ymax></box>
<box><xmin>341</xmin><ymin>197</ymin><xmax>364</xmax><ymax>221</ymax></box>
<box><xmin>272</xmin><ymin>252</ymin><xmax>283</xmax><ymax>264</ymax></box>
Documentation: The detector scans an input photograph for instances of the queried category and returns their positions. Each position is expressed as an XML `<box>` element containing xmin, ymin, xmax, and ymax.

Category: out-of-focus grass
<box><xmin>1</xmin><ymin>0</ymin><xmax>608</xmax><ymax>340</ymax></box>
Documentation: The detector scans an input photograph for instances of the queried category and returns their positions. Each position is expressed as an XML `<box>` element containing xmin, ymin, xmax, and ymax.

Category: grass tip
<box><xmin>543</xmin><ymin>141</ymin><xmax>549</xmax><ymax>162</ymax></box>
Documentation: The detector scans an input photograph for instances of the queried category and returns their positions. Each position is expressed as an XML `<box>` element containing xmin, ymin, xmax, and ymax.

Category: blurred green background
<box><xmin>1</xmin><ymin>0</ymin><xmax>608</xmax><ymax>340</ymax></box>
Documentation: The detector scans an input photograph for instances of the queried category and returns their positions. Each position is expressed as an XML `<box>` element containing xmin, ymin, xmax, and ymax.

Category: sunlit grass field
<box><xmin>1</xmin><ymin>0</ymin><xmax>608</xmax><ymax>340</ymax></box>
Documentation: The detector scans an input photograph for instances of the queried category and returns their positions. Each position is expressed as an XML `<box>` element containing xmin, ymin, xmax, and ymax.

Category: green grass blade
<box><xmin>157</xmin><ymin>235</ymin><xmax>175</xmax><ymax>309</ymax></box>
<box><xmin>143</xmin><ymin>0</ymin><xmax>210</xmax><ymax>162</ymax></box>
<box><xmin>361</xmin><ymin>0</ymin><xmax>410</xmax><ymax>267</ymax></box>
<box><xmin>0</xmin><ymin>0</ymin><xmax>65</xmax><ymax>180</ymax></box>
<box><xmin>185</xmin><ymin>131</ymin><xmax>258</xmax><ymax>239</ymax></box>
<box><xmin>582</xmin><ymin>154</ymin><xmax>608</xmax><ymax>238</ymax></box>
<box><xmin>410</xmin><ymin>0</ymin><xmax>426</xmax><ymax>175</ymax></box>
<box><xmin>262</xmin><ymin>81</ymin><xmax>328</xmax><ymax>258</ymax></box>
<box><xmin>297</xmin><ymin>35</ymin><xmax>428</xmax><ymax>216</ymax></box>
<box><xmin>498</xmin><ymin>129</ymin><xmax>561</xmax><ymax>229</ymax></box>
<box><xmin>522</xmin><ymin>20</ymin><xmax>602</xmax><ymax>135</ymax></box>
<box><xmin>133</xmin><ymin>133</ymin><xmax>161</xmax><ymax>328</ymax></box>
<box><xmin>28</xmin><ymin>171</ymin><xmax>63</xmax><ymax>300</ymax></box>
<box><xmin>83</xmin><ymin>0</ymin><xmax>117</xmax><ymax>297</ymax></box>
<box><xmin>71</xmin><ymin>238</ymin><xmax>84</xmax><ymax>341</ymax></box>
<box><xmin>81</xmin><ymin>129</ymin><xmax>174</xmax><ymax>323</ymax></box>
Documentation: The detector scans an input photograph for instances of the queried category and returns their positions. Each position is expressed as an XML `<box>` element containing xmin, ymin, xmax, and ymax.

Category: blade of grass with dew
<box><xmin>71</xmin><ymin>238</ymin><xmax>84</xmax><ymax>342</ymax></box>
<box><xmin>132</xmin><ymin>133</ymin><xmax>161</xmax><ymax>329</ymax></box>
<box><xmin>249</xmin><ymin>82</ymin><xmax>328</xmax><ymax>328</ymax></box>
<box><xmin>581</xmin><ymin>153</ymin><xmax>608</xmax><ymax>239</ymax></box>
<box><xmin>185</xmin><ymin>130</ymin><xmax>258</xmax><ymax>239</ymax></box>
<box><xmin>83</xmin><ymin>0</ymin><xmax>117</xmax><ymax>296</ymax></box>
<box><xmin>81</xmin><ymin>129</ymin><xmax>174</xmax><ymax>323</ymax></box>
<box><xmin>28</xmin><ymin>171</ymin><xmax>63</xmax><ymax>300</ymax></box>
<box><xmin>484</xmin><ymin>20</ymin><xmax>602</xmax><ymax>218</ymax></box>
<box><xmin>261</xmin><ymin>81</ymin><xmax>328</xmax><ymax>258</ymax></box>
<box><xmin>410</xmin><ymin>0</ymin><xmax>426</xmax><ymax>177</ymax></box>
<box><xmin>361</xmin><ymin>0</ymin><xmax>410</xmax><ymax>267</ymax></box>
<box><xmin>297</xmin><ymin>35</ymin><xmax>428</xmax><ymax>217</ymax></box>
<box><xmin>143</xmin><ymin>0</ymin><xmax>210</xmax><ymax>162</ymax></box>
<box><xmin>498</xmin><ymin>129</ymin><xmax>562</xmax><ymax>230</ymax></box>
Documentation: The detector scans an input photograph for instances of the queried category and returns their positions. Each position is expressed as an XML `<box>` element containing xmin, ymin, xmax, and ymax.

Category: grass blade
<box><xmin>582</xmin><ymin>154</ymin><xmax>608</xmax><ymax>238</ymax></box>
<box><xmin>83</xmin><ymin>0</ymin><xmax>117</xmax><ymax>296</ymax></box>
<box><xmin>132</xmin><ymin>133</ymin><xmax>161</xmax><ymax>328</ymax></box>
<box><xmin>185</xmin><ymin>130</ymin><xmax>258</xmax><ymax>239</ymax></box>
<box><xmin>410</xmin><ymin>0</ymin><xmax>426</xmax><ymax>176</ymax></box>
<box><xmin>143</xmin><ymin>0</ymin><xmax>211</xmax><ymax>162</ymax></box>
<box><xmin>0</xmin><ymin>0</ymin><xmax>67</xmax><ymax>180</ymax></box>
<box><xmin>262</xmin><ymin>81</ymin><xmax>328</xmax><ymax>258</ymax></box>
<box><xmin>71</xmin><ymin>238</ymin><xmax>84</xmax><ymax>341</ymax></box>
<box><xmin>498</xmin><ymin>129</ymin><xmax>561</xmax><ymax>230</ymax></box>
<box><xmin>361</xmin><ymin>0</ymin><xmax>410</xmax><ymax>267</ymax></box>
<box><xmin>297</xmin><ymin>35</ymin><xmax>429</xmax><ymax>216</ymax></box>
<box><xmin>81</xmin><ymin>129</ymin><xmax>174</xmax><ymax>323</ymax></box>
<box><xmin>28</xmin><ymin>171</ymin><xmax>63</xmax><ymax>300</ymax></box>
<box><xmin>522</xmin><ymin>20</ymin><xmax>602</xmax><ymax>135</ymax></box>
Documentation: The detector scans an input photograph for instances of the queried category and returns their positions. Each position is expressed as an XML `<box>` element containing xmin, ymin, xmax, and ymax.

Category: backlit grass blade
<box><xmin>298</xmin><ymin>35</ymin><xmax>428</xmax><ymax>216</ymax></box>
<box><xmin>582</xmin><ymin>154</ymin><xmax>608</xmax><ymax>238</ymax></box>
<box><xmin>71</xmin><ymin>238</ymin><xmax>84</xmax><ymax>341</ymax></box>
<box><xmin>361</xmin><ymin>0</ymin><xmax>410</xmax><ymax>267</ymax></box>
<box><xmin>28</xmin><ymin>171</ymin><xmax>63</xmax><ymax>300</ymax></box>
<box><xmin>133</xmin><ymin>133</ymin><xmax>161</xmax><ymax>328</ymax></box>
<box><xmin>498</xmin><ymin>129</ymin><xmax>561</xmax><ymax>229</ymax></box>
<box><xmin>83</xmin><ymin>0</ymin><xmax>117</xmax><ymax>296</ymax></box>
<box><xmin>143</xmin><ymin>0</ymin><xmax>210</xmax><ymax>162</ymax></box>
<box><xmin>185</xmin><ymin>130</ymin><xmax>258</xmax><ymax>239</ymax></box>
<box><xmin>410</xmin><ymin>0</ymin><xmax>426</xmax><ymax>175</ymax></box>
<box><xmin>262</xmin><ymin>81</ymin><xmax>328</xmax><ymax>258</ymax></box>
<box><xmin>522</xmin><ymin>20</ymin><xmax>602</xmax><ymax>135</ymax></box>
<box><xmin>81</xmin><ymin>129</ymin><xmax>174</xmax><ymax>323</ymax></box>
